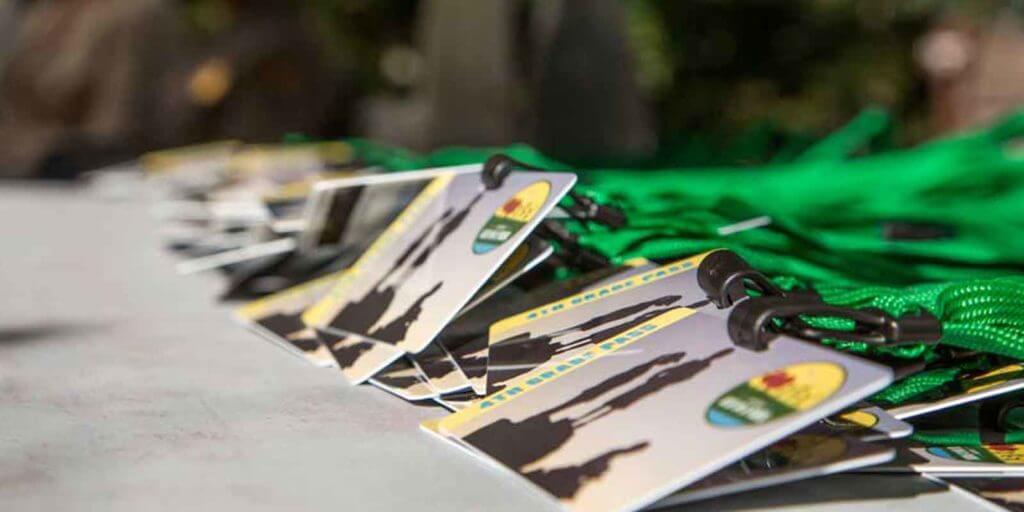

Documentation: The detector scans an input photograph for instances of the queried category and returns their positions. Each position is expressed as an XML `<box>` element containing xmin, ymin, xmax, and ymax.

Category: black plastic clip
<box><xmin>696</xmin><ymin>249</ymin><xmax>942</xmax><ymax>351</ymax></box>
<box><xmin>728</xmin><ymin>295</ymin><xmax>942</xmax><ymax>351</ymax></box>
<box><xmin>534</xmin><ymin>220</ymin><xmax>611</xmax><ymax>271</ymax></box>
<box><xmin>565</xmin><ymin>191</ymin><xmax>626</xmax><ymax>228</ymax></box>
<box><xmin>696</xmin><ymin>249</ymin><xmax>787</xmax><ymax>308</ymax></box>
<box><xmin>484</xmin><ymin>153</ymin><xmax>622</xmax><ymax>270</ymax></box>
<box><xmin>482</xmin><ymin>154</ymin><xmax>515</xmax><ymax>190</ymax></box>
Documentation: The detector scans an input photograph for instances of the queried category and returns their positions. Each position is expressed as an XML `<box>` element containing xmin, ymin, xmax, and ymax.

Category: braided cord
<box><xmin>343</xmin><ymin>110</ymin><xmax>1024</xmax><ymax>405</ymax></box>
<box><xmin>911</xmin><ymin>429</ymin><xmax>1024</xmax><ymax>446</ymax></box>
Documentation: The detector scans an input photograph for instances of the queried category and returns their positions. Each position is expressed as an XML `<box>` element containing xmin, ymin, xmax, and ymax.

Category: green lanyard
<box><xmin>341</xmin><ymin>109</ymin><xmax>1024</xmax><ymax>410</ymax></box>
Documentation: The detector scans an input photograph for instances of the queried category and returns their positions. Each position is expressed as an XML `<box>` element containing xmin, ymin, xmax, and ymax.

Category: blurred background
<box><xmin>1</xmin><ymin>0</ymin><xmax>1023</xmax><ymax>179</ymax></box>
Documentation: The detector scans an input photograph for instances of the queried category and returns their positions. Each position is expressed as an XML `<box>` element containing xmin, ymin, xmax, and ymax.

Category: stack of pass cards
<box><xmin>861</xmin><ymin>363</ymin><xmax>1024</xmax><ymax>479</ymax></box>
<box><xmin>424</xmin><ymin>262</ymin><xmax>893</xmax><ymax>511</ymax></box>
<box><xmin>142</xmin><ymin>147</ymin><xmax>1024</xmax><ymax>511</ymax></box>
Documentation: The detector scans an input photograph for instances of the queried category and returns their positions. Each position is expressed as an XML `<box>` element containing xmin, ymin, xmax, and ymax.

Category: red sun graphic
<box><xmin>501</xmin><ymin>198</ymin><xmax>522</xmax><ymax>215</ymax></box>
<box><xmin>989</xmin><ymin>444</ymin><xmax>1014</xmax><ymax>452</ymax></box>
<box><xmin>761</xmin><ymin>371</ymin><xmax>795</xmax><ymax>389</ymax></box>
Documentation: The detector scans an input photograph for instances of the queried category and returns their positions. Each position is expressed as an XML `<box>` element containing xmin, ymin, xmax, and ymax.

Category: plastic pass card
<box><xmin>446</xmin><ymin>259</ymin><xmax>658</xmax><ymax>396</ymax></box>
<box><xmin>650</xmin><ymin>427</ymin><xmax>895</xmax><ymax>508</ymax></box>
<box><xmin>320</xmin><ymin>238</ymin><xmax>551</xmax><ymax>386</ymax></box>
<box><xmin>437</xmin><ymin>309</ymin><xmax>893</xmax><ymax>512</ymax></box>
<box><xmin>888</xmin><ymin>363</ymin><xmax>1024</xmax><ymax>420</ymax></box>
<box><xmin>413</xmin><ymin>238</ymin><xmax>554</xmax><ymax>394</ymax></box>
<box><xmin>235</xmin><ymin>270</ymin><xmax>348</xmax><ymax>367</ymax></box>
<box><xmin>302</xmin><ymin>167</ymin><xmax>575</xmax><ymax>380</ymax></box>
<box><xmin>484</xmin><ymin>252</ymin><xmax>719</xmax><ymax>395</ymax></box>
<box><xmin>369</xmin><ymin>356</ymin><xmax>437</xmax><ymax>402</ymax></box>
<box><xmin>410</xmin><ymin>343</ymin><xmax>472</xmax><ymax>395</ymax></box>
<box><xmin>943</xmin><ymin>478</ymin><xmax>1024</xmax><ymax>509</ymax></box>
<box><xmin>870</xmin><ymin>444</ymin><xmax>1024</xmax><ymax>475</ymax></box>
<box><xmin>460</xmin><ymin>237</ymin><xmax>553</xmax><ymax>316</ymax></box>
<box><xmin>297</xmin><ymin>167</ymin><xmax>478</xmax><ymax>254</ymax></box>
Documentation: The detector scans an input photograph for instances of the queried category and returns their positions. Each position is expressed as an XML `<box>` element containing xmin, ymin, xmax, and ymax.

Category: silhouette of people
<box><xmin>284</xmin><ymin>326</ymin><xmax>322</xmax><ymax>353</ymax></box>
<box><xmin>412</xmin><ymin>345</ymin><xmax>460</xmax><ymax>381</ymax></box>
<box><xmin>256</xmin><ymin>312</ymin><xmax>321</xmax><ymax>352</ymax></box>
<box><xmin>574</xmin><ymin>348</ymin><xmax>733</xmax><ymax>427</ymax></box>
<box><xmin>463</xmin><ymin>348</ymin><xmax>729</xmax><ymax>472</ymax></box>
<box><xmin>546</xmin><ymin>352</ymin><xmax>688</xmax><ymax>416</ymax></box>
<box><xmin>487</xmin><ymin>296</ymin><xmax>684</xmax><ymax>392</ymax></box>
<box><xmin>523</xmin><ymin>442</ymin><xmax>650</xmax><ymax>499</ymax></box>
<box><xmin>321</xmin><ymin>332</ymin><xmax>373</xmax><ymax>369</ymax></box>
<box><xmin>370</xmin><ymin>281</ymin><xmax>443</xmax><ymax>343</ymax></box>
<box><xmin>325</xmin><ymin>191</ymin><xmax>482</xmax><ymax>350</ymax></box>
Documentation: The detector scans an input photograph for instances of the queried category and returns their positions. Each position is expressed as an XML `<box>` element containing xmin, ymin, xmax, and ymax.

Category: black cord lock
<box><xmin>481</xmin><ymin>154</ymin><xmax>514</xmax><ymax>190</ymax></box>
<box><xmin>728</xmin><ymin>295</ymin><xmax>942</xmax><ymax>351</ymax></box>
<box><xmin>697</xmin><ymin>249</ymin><xmax>942</xmax><ymax>351</ymax></box>
<box><xmin>696</xmin><ymin>249</ymin><xmax>788</xmax><ymax>308</ymax></box>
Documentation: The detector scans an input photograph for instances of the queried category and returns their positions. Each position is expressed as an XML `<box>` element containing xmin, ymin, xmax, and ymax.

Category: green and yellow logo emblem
<box><xmin>928</xmin><ymin>444</ymin><xmax>1024</xmax><ymax>464</ymax></box>
<box><xmin>707</xmin><ymin>362</ymin><xmax>846</xmax><ymax>427</ymax></box>
<box><xmin>473</xmin><ymin>181</ymin><xmax>550</xmax><ymax>254</ymax></box>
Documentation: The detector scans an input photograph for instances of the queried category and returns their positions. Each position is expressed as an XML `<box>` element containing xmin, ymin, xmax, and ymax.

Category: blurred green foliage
<box><xmin>180</xmin><ymin>0</ymin><xmax>1013</xmax><ymax>147</ymax></box>
<box><xmin>629</xmin><ymin>0</ymin><xmax>1004</xmax><ymax>144</ymax></box>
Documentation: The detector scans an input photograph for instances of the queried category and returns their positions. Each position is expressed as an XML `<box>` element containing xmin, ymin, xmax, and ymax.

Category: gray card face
<box><xmin>870</xmin><ymin>444</ymin><xmax>1024</xmax><ymax>474</ymax></box>
<box><xmin>650</xmin><ymin>428</ymin><xmax>895</xmax><ymax>508</ymax></box>
<box><xmin>460</xmin><ymin>237</ymin><xmax>553</xmax><ymax>315</ymax></box>
<box><xmin>437</xmin><ymin>309</ymin><xmax>893</xmax><ymax>512</ymax></box>
<box><xmin>450</xmin><ymin>259</ymin><xmax>660</xmax><ymax>396</ymax></box>
<box><xmin>412</xmin><ymin>241</ymin><xmax>561</xmax><ymax>394</ymax></box>
<box><xmin>368</xmin><ymin>356</ymin><xmax>437</xmax><ymax>402</ymax></box>
<box><xmin>485</xmin><ymin>253</ymin><xmax>718</xmax><ymax>395</ymax></box>
<box><xmin>235</xmin><ymin>271</ymin><xmax>346</xmax><ymax>368</ymax></box>
<box><xmin>434</xmin><ymin>390</ymin><xmax>481</xmax><ymax>412</ymax></box>
<box><xmin>888</xmin><ymin>363</ymin><xmax>1024</xmax><ymax>420</ymax></box>
<box><xmin>303</xmin><ymin>168</ymin><xmax>576</xmax><ymax>369</ymax></box>
<box><xmin>317</xmin><ymin>330</ymin><xmax>405</xmax><ymax>384</ymax></box>
<box><xmin>410</xmin><ymin>343</ymin><xmax>472</xmax><ymax>395</ymax></box>
<box><xmin>408</xmin><ymin>237</ymin><xmax>553</xmax><ymax>395</ymax></box>
<box><xmin>298</xmin><ymin>168</ymin><xmax>476</xmax><ymax>254</ymax></box>
<box><xmin>823</xmin><ymin>405</ymin><xmax>914</xmax><ymax>442</ymax></box>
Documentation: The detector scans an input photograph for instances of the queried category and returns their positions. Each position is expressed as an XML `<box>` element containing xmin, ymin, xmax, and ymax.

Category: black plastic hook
<box><xmin>727</xmin><ymin>294</ymin><xmax>942</xmax><ymax>352</ymax></box>
<box><xmin>482</xmin><ymin>154</ymin><xmax>515</xmax><ymax>190</ymax></box>
<box><xmin>565</xmin><ymin>192</ymin><xmax>626</xmax><ymax>228</ymax></box>
<box><xmin>697</xmin><ymin>249</ymin><xmax>942</xmax><ymax>351</ymax></box>
<box><xmin>534</xmin><ymin>220</ymin><xmax>611</xmax><ymax>271</ymax></box>
<box><xmin>696</xmin><ymin>249</ymin><xmax>787</xmax><ymax>308</ymax></box>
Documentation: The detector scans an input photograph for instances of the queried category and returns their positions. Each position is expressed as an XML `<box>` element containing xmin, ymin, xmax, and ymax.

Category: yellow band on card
<box><xmin>487</xmin><ymin>251</ymin><xmax>711</xmax><ymax>340</ymax></box>
<box><xmin>439</xmin><ymin>306</ymin><xmax>697</xmax><ymax>433</ymax></box>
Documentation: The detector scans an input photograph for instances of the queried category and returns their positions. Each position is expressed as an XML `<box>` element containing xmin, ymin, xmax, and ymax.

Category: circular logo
<box><xmin>473</xmin><ymin>181</ymin><xmax>551</xmax><ymax>254</ymax></box>
<box><xmin>927</xmin><ymin>444</ymin><xmax>1024</xmax><ymax>464</ymax></box>
<box><xmin>706</xmin><ymin>362</ymin><xmax>846</xmax><ymax>427</ymax></box>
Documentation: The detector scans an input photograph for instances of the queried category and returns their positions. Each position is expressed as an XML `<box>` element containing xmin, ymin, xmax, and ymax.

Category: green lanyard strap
<box><xmin>342</xmin><ymin>109</ymin><xmax>1024</xmax><ymax>407</ymax></box>
<box><xmin>801</xmin><ymin>277</ymin><xmax>1024</xmax><ymax>360</ymax></box>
